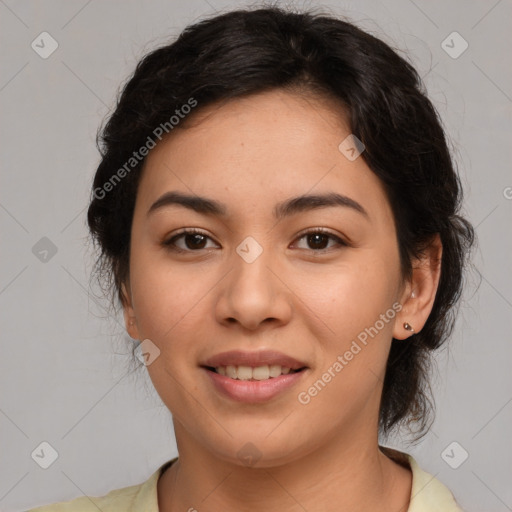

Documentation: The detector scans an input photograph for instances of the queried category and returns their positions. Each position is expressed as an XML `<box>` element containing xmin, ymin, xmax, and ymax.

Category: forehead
<box><xmin>135</xmin><ymin>89</ymin><xmax>392</xmax><ymax>225</ymax></box>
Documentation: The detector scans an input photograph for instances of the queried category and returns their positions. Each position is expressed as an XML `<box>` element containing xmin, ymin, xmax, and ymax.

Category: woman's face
<box><xmin>123</xmin><ymin>89</ymin><xmax>412</xmax><ymax>466</ymax></box>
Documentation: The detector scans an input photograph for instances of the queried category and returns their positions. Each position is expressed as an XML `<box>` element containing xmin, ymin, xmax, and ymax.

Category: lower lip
<box><xmin>203</xmin><ymin>368</ymin><xmax>307</xmax><ymax>403</ymax></box>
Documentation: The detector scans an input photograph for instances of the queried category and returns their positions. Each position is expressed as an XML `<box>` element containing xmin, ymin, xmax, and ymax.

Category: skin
<box><xmin>121</xmin><ymin>89</ymin><xmax>442</xmax><ymax>511</ymax></box>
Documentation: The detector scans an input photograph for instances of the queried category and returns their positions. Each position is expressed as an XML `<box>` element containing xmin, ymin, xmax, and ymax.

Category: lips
<box><xmin>200</xmin><ymin>350</ymin><xmax>309</xmax><ymax>403</ymax></box>
<box><xmin>201</xmin><ymin>349</ymin><xmax>308</xmax><ymax>371</ymax></box>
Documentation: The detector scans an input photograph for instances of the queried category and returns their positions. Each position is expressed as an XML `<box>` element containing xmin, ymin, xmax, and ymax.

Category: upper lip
<box><xmin>201</xmin><ymin>350</ymin><xmax>308</xmax><ymax>370</ymax></box>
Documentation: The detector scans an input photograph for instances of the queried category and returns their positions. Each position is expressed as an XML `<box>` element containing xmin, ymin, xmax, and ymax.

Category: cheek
<box><xmin>130</xmin><ymin>250</ymin><xmax>214</xmax><ymax>348</ymax></box>
<box><xmin>295</xmin><ymin>253</ymin><xmax>401</xmax><ymax>412</ymax></box>
<box><xmin>296</xmin><ymin>252</ymin><xmax>400</xmax><ymax>339</ymax></box>
<box><xmin>295</xmin><ymin>263</ymin><xmax>398</xmax><ymax>425</ymax></box>
<box><xmin>129</xmin><ymin>256</ymin><xmax>212</xmax><ymax>410</ymax></box>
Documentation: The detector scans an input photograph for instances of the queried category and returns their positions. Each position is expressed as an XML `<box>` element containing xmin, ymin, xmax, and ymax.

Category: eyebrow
<box><xmin>147</xmin><ymin>190</ymin><xmax>369</xmax><ymax>220</ymax></box>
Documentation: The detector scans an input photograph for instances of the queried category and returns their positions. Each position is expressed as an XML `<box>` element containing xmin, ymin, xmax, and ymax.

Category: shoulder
<box><xmin>26</xmin><ymin>458</ymin><xmax>176</xmax><ymax>512</ymax></box>
<box><xmin>381</xmin><ymin>446</ymin><xmax>463</xmax><ymax>511</ymax></box>
<box><xmin>406</xmin><ymin>455</ymin><xmax>464</xmax><ymax>512</ymax></box>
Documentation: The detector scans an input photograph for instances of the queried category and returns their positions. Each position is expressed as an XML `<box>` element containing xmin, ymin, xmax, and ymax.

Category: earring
<box><xmin>403</xmin><ymin>322</ymin><xmax>415</xmax><ymax>333</ymax></box>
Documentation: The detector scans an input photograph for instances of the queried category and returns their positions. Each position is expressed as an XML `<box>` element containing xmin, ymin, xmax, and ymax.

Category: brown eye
<box><xmin>294</xmin><ymin>229</ymin><xmax>347</xmax><ymax>252</ymax></box>
<box><xmin>181</xmin><ymin>233</ymin><xmax>208</xmax><ymax>250</ymax></box>
<box><xmin>162</xmin><ymin>228</ymin><xmax>347</xmax><ymax>254</ymax></box>
<box><xmin>306</xmin><ymin>233</ymin><xmax>330</xmax><ymax>250</ymax></box>
<box><xmin>163</xmin><ymin>229</ymin><xmax>217</xmax><ymax>252</ymax></box>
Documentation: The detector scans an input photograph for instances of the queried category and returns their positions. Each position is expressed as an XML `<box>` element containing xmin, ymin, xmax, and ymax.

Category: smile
<box><xmin>208</xmin><ymin>364</ymin><xmax>303</xmax><ymax>381</ymax></box>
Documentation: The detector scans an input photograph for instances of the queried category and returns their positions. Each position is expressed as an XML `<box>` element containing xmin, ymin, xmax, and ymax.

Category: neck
<box><xmin>158</xmin><ymin>423</ymin><xmax>412</xmax><ymax>512</ymax></box>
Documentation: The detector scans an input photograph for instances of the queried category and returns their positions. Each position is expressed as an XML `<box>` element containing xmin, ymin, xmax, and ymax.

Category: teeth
<box><xmin>214</xmin><ymin>364</ymin><xmax>297</xmax><ymax>380</ymax></box>
<box><xmin>252</xmin><ymin>365</ymin><xmax>269</xmax><ymax>380</ymax></box>
<box><xmin>237</xmin><ymin>365</ymin><xmax>253</xmax><ymax>380</ymax></box>
<box><xmin>226</xmin><ymin>365</ymin><xmax>237</xmax><ymax>379</ymax></box>
<box><xmin>269</xmin><ymin>364</ymin><xmax>282</xmax><ymax>378</ymax></box>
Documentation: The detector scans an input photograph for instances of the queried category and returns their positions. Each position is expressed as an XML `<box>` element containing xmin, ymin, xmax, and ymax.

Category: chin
<box><xmin>199</xmin><ymin>428</ymin><xmax>313</xmax><ymax>469</ymax></box>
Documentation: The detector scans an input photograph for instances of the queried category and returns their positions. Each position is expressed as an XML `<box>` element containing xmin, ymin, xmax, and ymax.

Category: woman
<box><xmin>29</xmin><ymin>5</ymin><xmax>474</xmax><ymax>511</ymax></box>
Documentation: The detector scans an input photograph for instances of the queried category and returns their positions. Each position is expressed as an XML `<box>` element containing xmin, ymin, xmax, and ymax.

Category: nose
<box><xmin>214</xmin><ymin>243</ymin><xmax>293</xmax><ymax>331</ymax></box>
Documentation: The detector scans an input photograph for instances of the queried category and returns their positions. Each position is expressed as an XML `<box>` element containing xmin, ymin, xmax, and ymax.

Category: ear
<box><xmin>393</xmin><ymin>234</ymin><xmax>443</xmax><ymax>340</ymax></box>
<box><xmin>121</xmin><ymin>280</ymin><xmax>141</xmax><ymax>340</ymax></box>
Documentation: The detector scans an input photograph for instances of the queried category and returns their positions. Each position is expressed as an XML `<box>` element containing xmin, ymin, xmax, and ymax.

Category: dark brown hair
<box><xmin>87</xmin><ymin>4</ymin><xmax>475</xmax><ymax>438</ymax></box>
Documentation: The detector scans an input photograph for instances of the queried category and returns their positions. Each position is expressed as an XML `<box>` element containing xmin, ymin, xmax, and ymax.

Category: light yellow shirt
<box><xmin>27</xmin><ymin>453</ymin><xmax>463</xmax><ymax>511</ymax></box>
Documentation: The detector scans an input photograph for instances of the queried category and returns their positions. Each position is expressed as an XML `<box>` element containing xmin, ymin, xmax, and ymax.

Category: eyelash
<box><xmin>162</xmin><ymin>228</ymin><xmax>348</xmax><ymax>254</ymax></box>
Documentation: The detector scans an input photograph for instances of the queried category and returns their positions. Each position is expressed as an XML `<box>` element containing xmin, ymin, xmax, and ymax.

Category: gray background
<box><xmin>1</xmin><ymin>0</ymin><xmax>511</xmax><ymax>510</ymax></box>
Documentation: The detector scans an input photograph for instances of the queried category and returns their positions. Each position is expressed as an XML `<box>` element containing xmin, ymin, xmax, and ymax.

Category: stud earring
<box><xmin>403</xmin><ymin>322</ymin><xmax>415</xmax><ymax>333</ymax></box>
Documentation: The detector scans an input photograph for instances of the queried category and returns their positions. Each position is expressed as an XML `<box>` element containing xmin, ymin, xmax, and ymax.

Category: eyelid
<box><xmin>163</xmin><ymin>228</ymin><xmax>218</xmax><ymax>248</ymax></box>
<box><xmin>294</xmin><ymin>227</ymin><xmax>346</xmax><ymax>242</ymax></box>
<box><xmin>162</xmin><ymin>227</ymin><xmax>349</xmax><ymax>252</ymax></box>
<box><xmin>291</xmin><ymin>227</ymin><xmax>348</xmax><ymax>250</ymax></box>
